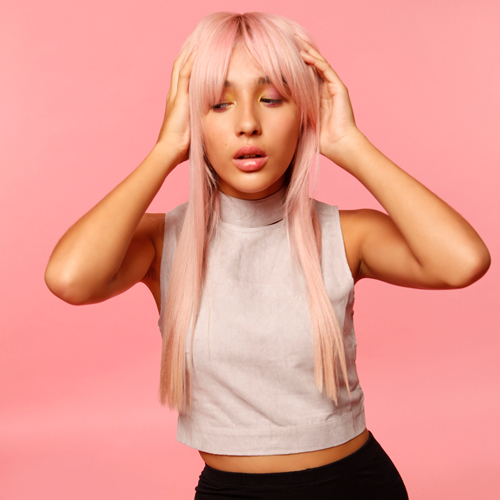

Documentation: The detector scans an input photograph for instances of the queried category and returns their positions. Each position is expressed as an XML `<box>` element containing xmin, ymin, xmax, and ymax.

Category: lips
<box><xmin>233</xmin><ymin>145</ymin><xmax>267</xmax><ymax>159</ymax></box>
<box><xmin>233</xmin><ymin>145</ymin><xmax>268</xmax><ymax>172</ymax></box>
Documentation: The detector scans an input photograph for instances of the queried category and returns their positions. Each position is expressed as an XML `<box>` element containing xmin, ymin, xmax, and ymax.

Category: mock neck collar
<box><xmin>218</xmin><ymin>185</ymin><xmax>286</xmax><ymax>228</ymax></box>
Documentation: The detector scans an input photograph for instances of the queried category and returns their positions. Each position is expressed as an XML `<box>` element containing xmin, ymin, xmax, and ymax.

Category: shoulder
<box><xmin>142</xmin><ymin>202</ymin><xmax>189</xmax><ymax>282</ymax></box>
<box><xmin>141</xmin><ymin>212</ymin><xmax>166</xmax><ymax>244</ymax></box>
<box><xmin>312</xmin><ymin>202</ymin><xmax>386</xmax><ymax>282</ymax></box>
<box><xmin>147</xmin><ymin>201</ymin><xmax>189</xmax><ymax>243</ymax></box>
<box><xmin>337</xmin><ymin>208</ymin><xmax>392</xmax><ymax>282</ymax></box>
<box><xmin>338</xmin><ymin>208</ymin><xmax>384</xmax><ymax>238</ymax></box>
<box><xmin>312</xmin><ymin>198</ymin><xmax>381</xmax><ymax>230</ymax></box>
<box><xmin>312</xmin><ymin>198</ymin><xmax>337</xmax><ymax>218</ymax></box>
<box><xmin>165</xmin><ymin>201</ymin><xmax>189</xmax><ymax>231</ymax></box>
<box><xmin>338</xmin><ymin>208</ymin><xmax>392</xmax><ymax>245</ymax></box>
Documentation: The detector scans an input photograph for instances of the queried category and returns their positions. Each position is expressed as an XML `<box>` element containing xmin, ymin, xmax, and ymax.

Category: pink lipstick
<box><xmin>233</xmin><ymin>145</ymin><xmax>268</xmax><ymax>172</ymax></box>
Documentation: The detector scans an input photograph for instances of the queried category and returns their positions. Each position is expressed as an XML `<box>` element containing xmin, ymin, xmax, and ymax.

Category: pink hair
<box><xmin>159</xmin><ymin>12</ymin><xmax>350</xmax><ymax>414</ymax></box>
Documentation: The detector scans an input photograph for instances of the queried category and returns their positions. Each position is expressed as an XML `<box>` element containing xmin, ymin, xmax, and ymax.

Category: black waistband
<box><xmin>199</xmin><ymin>431</ymin><xmax>379</xmax><ymax>487</ymax></box>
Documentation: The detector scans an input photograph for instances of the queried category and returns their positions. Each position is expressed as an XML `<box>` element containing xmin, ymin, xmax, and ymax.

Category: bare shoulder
<box><xmin>142</xmin><ymin>212</ymin><xmax>166</xmax><ymax>243</ymax></box>
<box><xmin>339</xmin><ymin>208</ymin><xmax>388</xmax><ymax>231</ymax></box>
<box><xmin>338</xmin><ymin>209</ymin><xmax>388</xmax><ymax>282</ymax></box>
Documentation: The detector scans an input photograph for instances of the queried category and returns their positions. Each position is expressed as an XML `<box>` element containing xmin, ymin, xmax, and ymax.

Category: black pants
<box><xmin>194</xmin><ymin>431</ymin><xmax>409</xmax><ymax>499</ymax></box>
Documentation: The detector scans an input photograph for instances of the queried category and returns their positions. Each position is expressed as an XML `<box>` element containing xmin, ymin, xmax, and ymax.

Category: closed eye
<box><xmin>261</xmin><ymin>98</ymin><xmax>282</xmax><ymax>106</ymax></box>
<box><xmin>211</xmin><ymin>98</ymin><xmax>282</xmax><ymax>112</ymax></box>
<box><xmin>211</xmin><ymin>102</ymin><xmax>232</xmax><ymax>112</ymax></box>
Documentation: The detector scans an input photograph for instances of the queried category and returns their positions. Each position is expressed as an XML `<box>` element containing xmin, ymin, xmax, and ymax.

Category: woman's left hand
<box><xmin>296</xmin><ymin>36</ymin><xmax>490</xmax><ymax>291</ymax></box>
<box><xmin>297</xmin><ymin>35</ymin><xmax>361</xmax><ymax>162</ymax></box>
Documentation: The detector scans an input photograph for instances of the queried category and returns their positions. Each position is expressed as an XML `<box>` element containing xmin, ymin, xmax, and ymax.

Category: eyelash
<box><xmin>211</xmin><ymin>98</ymin><xmax>282</xmax><ymax>111</ymax></box>
<box><xmin>261</xmin><ymin>98</ymin><xmax>282</xmax><ymax>106</ymax></box>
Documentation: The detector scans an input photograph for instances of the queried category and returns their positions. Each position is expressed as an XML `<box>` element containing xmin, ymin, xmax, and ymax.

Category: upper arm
<box><xmin>339</xmin><ymin>208</ymin><xmax>449</xmax><ymax>289</ymax></box>
<box><xmin>84</xmin><ymin>213</ymin><xmax>164</xmax><ymax>304</ymax></box>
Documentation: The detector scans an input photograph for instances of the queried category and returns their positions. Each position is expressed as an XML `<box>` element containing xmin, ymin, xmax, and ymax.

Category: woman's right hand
<box><xmin>45</xmin><ymin>46</ymin><xmax>198</xmax><ymax>307</ymax></box>
<box><xmin>157</xmin><ymin>45</ymin><xmax>197</xmax><ymax>164</ymax></box>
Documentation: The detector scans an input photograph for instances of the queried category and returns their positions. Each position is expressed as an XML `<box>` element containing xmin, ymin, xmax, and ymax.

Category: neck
<box><xmin>217</xmin><ymin>185</ymin><xmax>286</xmax><ymax>228</ymax></box>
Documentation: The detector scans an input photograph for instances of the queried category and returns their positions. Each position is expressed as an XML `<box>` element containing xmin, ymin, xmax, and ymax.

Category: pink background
<box><xmin>1</xmin><ymin>1</ymin><xmax>498</xmax><ymax>498</ymax></box>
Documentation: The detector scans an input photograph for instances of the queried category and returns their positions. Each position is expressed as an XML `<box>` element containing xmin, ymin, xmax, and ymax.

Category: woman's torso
<box><xmin>144</xmin><ymin>208</ymin><xmax>365</xmax><ymax>473</ymax></box>
<box><xmin>198</xmin><ymin>428</ymin><xmax>370</xmax><ymax>473</ymax></box>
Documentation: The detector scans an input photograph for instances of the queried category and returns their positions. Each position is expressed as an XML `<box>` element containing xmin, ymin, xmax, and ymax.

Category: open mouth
<box><xmin>233</xmin><ymin>146</ymin><xmax>267</xmax><ymax>159</ymax></box>
<box><xmin>233</xmin><ymin>154</ymin><xmax>268</xmax><ymax>172</ymax></box>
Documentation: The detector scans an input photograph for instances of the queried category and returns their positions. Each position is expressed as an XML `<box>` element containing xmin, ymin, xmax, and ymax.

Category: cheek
<box><xmin>278</xmin><ymin>115</ymin><xmax>301</xmax><ymax>149</ymax></box>
<box><xmin>202</xmin><ymin>123</ymin><xmax>217</xmax><ymax>156</ymax></box>
<box><xmin>277</xmin><ymin>118</ymin><xmax>301</xmax><ymax>166</ymax></box>
<box><xmin>203</xmin><ymin>119</ymin><xmax>225</xmax><ymax>150</ymax></box>
<box><xmin>203</xmin><ymin>127</ymin><xmax>229</xmax><ymax>167</ymax></box>
<box><xmin>206</xmin><ymin>133</ymin><xmax>226</xmax><ymax>160</ymax></box>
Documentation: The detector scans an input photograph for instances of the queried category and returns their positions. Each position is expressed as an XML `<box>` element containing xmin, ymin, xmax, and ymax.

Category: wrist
<box><xmin>152</xmin><ymin>140</ymin><xmax>187</xmax><ymax>169</ymax></box>
<box><xmin>324</xmin><ymin>130</ymin><xmax>373</xmax><ymax>172</ymax></box>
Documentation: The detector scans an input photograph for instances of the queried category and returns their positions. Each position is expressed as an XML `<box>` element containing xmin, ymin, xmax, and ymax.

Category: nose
<box><xmin>235</xmin><ymin>101</ymin><xmax>262</xmax><ymax>137</ymax></box>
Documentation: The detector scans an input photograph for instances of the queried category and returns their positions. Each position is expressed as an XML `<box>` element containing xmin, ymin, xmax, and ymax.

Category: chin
<box><xmin>218</xmin><ymin>177</ymin><xmax>285</xmax><ymax>200</ymax></box>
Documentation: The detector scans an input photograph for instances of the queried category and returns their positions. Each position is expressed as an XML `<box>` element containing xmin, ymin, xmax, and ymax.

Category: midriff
<box><xmin>198</xmin><ymin>428</ymin><xmax>370</xmax><ymax>473</ymax></box>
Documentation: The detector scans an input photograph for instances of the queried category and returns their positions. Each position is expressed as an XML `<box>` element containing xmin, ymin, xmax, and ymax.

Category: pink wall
<box><xmin>1</xmin><ymin>1</ymin><xmax>498</xmax><ymax>498</ymax></box>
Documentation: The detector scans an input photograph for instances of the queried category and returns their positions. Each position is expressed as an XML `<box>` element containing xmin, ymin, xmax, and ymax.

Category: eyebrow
<box><xmin>223</xmin><ymin>76</ymin><xmax>272</xmax><ymax>88</ymax></box>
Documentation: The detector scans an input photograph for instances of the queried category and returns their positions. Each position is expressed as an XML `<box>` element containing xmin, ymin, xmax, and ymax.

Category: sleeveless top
<box><xmin>158</xmin><ymin>185</ymin><xmax>366</xmax><ymax>455</ymax></box>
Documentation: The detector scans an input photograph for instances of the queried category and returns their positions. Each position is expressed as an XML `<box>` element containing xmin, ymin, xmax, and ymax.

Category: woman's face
<box><xmin>202</xmin><ymin>44</ymin><xmax>301</xmax><ymax>200</ymax></box>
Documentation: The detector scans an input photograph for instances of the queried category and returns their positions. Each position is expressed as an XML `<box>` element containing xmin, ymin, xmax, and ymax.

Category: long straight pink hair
<box><xmin>159</xmin><ymin>12</ymin><xmax>351</xmax><ymax>414</ymax></box>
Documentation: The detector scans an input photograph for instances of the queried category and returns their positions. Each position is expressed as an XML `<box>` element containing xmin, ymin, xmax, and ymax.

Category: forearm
<box><xmin>45</xmin><ymin>142</ymin><xmax>181</xmax><ymax>301</ymax></box>
<box><xmin>329</xmin><ymin>132</ymin><xmax>491</xmax><ymax>285</ymax></box>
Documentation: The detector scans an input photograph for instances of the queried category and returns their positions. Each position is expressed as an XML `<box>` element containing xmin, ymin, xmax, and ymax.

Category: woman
<box><xmin>45</xmin><ymin>12</ymin><xmax>490</xmax><ymax>500</ymax></box>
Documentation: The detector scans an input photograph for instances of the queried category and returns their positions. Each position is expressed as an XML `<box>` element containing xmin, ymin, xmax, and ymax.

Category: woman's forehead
<box><xmin>223</xmin><ymin>76</ymin><xmax>272</xmax><ymax>89</ymax></box>
<box><xmin>224</xmin><ymin>46</ymin><xmax>279</xmax><ymax>90</ymax></box>
<box><xmin>227</xmin><ymin>45</ymin><xmax>263</xmax><ymax>76</ymax></box>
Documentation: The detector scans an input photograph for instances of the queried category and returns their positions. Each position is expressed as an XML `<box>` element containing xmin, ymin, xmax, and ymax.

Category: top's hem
<box><xmin>176</xmin><ymin>401</ymin><xmax>366</xmax><ymax>456</ymax></box>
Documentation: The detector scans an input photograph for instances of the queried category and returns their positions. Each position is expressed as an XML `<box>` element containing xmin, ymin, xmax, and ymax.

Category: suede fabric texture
<box><xmin>158</xmin><ymin>186</ymin><xmax>366</xmax><ymax>455</ymax></box>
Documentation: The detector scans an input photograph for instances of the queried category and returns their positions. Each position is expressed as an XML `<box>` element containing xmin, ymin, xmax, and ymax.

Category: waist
<box><xmin>198</xmin><ymin>428</ymin><xmax>370</xmax><ymax>473</ymax></box>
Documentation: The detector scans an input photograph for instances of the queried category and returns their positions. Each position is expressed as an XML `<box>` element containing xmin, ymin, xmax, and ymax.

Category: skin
<box><xmin>202</xmin><ymin>43</ymin><xmax>301</xmax><ymax>200</ymax></box>
<box><xmin>45</xmin><ymin>36</ymin><xmax>491</xmax><ymax>473</ymax></box>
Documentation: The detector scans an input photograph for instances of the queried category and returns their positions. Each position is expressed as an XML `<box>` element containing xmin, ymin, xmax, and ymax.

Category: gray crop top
<box><xmin>158</xmin><ymin>185</ymin><xmax>366</xmax><ymax>455</ymax></box>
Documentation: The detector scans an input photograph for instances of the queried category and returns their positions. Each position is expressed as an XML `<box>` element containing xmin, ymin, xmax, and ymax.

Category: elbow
<box><xmin>443</xmin><ymin>245</ymin><xmax>491</xmax><ymax>289</ymax></box>
<box><xmin>44</xmin><ymin>264</ymin><xmax>92</xmax><ymax>305</ymax></box>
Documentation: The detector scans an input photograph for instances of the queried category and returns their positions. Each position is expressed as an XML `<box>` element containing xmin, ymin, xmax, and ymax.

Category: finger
<box><xmin>169</xmin><ymin>44</ymin><xmax>195</xmax><ymax>102</ymax></box>
<box><xmin>294</xmin><ymin>33</ymin><xmax>327</xmax><ymax>63</ymax></box>
<box><xmin>300</xmin><ymin>50</ymin><xmax>346</xmax><ymax>88</ymax></box>
<box><xmin>174</xmin><ymin>46</ymin><xmax>197</xmax><ymax>98</ymax></box>
<box><xmin>294</xmin><ymin>33</ymin><xmax>344</xmax><ymax>86</ymax></box>
<box><xmin>168</xmin><ymin>44</ymin><xmax>191</xmax><ymax>101</ymax></box>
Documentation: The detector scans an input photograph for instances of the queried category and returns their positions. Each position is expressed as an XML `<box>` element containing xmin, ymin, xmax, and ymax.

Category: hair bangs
<box><xmin>239</xmin><ymin>14</ymin><xmax>321</xmax><ymax>131</ymax></box>
<box><xmin>241</xmin><ymin>17</ymin><xmax>296</xmax><ymax>100</ymax></box>
<box><xmin>187</xmin><ymin>12</ymin><xmax>321</xmax><ymax>127</ymax></box>
<box><xmin>189</xmin><ymin>19</ymin><xmax>240</xmax><ymax>116</ymax></box>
